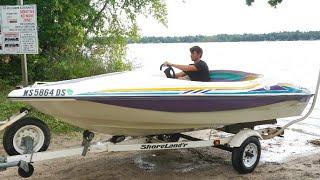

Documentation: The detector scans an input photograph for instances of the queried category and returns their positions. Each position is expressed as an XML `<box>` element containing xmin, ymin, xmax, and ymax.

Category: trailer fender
<box><xmin>228</xmin><ymin>129</ymin><xmax>262</xmax><ymax>148</ymax></box>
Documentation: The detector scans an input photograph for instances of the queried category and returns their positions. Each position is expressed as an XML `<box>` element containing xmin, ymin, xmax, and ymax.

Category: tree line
<box><xmin>135</xmin><ymin>31</ymin><xmax>320</xmax><ymax>44</ymax></box>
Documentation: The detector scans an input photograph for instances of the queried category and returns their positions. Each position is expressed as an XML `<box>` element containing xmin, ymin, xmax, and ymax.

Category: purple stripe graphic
<box><xmin>78</xmin><ymin>95</ymin><xmax>311</xmax><ymax>112</ymax></box>
<box><xmin>182</xmin><ymin>90</ymin><xmax>193</xmax><ymax>94</ymax></box>
<box><xmin>192</xmin><ymin>90</ymin><xmax>203</xmax><ymax>93</ymax></box>
<box><xmin>201</xmin><ymin>90</ymin><xmax>211</xmax><ymax>93</ymax></box>
<box><xmin>253</xmin><ymin>85</ymin><xmax>286</xmax><ymax>91</ymax></box>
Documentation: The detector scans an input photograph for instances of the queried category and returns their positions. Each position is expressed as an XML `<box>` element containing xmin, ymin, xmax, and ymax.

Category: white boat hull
<box><xmin>25</xmin><ymin>99</ymin><xmax>308</xmax><ymax>136</ymax></box>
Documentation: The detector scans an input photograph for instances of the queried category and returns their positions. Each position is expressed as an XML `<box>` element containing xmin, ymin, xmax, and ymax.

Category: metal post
<box><xmin>17</xmin><ymin>0</ymin><xmax>28</xmax><ymax>86</ymax></box>
<box><xmin>21</xmin><ymin>54</ymin><xmax>28</xmax><ymax>86</ymax></box>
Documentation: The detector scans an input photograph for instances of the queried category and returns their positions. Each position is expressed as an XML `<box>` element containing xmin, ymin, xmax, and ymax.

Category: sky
<box><xmin>137</xmin><ymin>0</ymin><xmax>320</xmax><ymax>36</ymax></box>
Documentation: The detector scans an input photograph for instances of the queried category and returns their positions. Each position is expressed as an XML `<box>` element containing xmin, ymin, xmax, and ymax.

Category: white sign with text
<box><xmin>0</xmin><ymin>4</ymin><xmax>38</xmax><ymax>54</ymax></box>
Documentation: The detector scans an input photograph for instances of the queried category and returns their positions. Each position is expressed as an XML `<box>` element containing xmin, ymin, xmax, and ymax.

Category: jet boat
<box><xmin>7</xmin><ymin>66</ymin><xmax>313</xmax><ymax>136</ymax></box>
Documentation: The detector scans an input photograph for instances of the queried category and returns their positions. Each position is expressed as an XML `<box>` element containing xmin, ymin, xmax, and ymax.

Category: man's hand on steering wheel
<box><xmin>160</xmin><ymin>63</ymin><xmax>176</xmax><ymax>78</ymax></box>
<box><xmin>163</xmin><ymin>61</ymin><xmax>173</xmax><ymax>67</ymax></box>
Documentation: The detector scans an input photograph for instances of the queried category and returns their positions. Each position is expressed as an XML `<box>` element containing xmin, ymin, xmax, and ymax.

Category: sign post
<box><xmin>18</xmin><ymin>0</ymin><xmax>28</xmax><ymax>86</ymax></box>
<box><xmin>0</xmin><ymin>2</ymin><xmax>38</xmax><ymax>86</ymax></box>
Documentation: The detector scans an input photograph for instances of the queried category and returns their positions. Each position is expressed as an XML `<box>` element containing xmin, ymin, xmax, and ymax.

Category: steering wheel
<box><xmin>160</xmin><ymin>64</ymin><xmax>176</xmax><ymax>78</ymax></box>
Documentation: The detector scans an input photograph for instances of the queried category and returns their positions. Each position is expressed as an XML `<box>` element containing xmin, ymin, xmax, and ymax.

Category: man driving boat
<box><xmin>163</xmin><ymin>46</ymin><xmax>210</xmax><ymax>82</ymax></box>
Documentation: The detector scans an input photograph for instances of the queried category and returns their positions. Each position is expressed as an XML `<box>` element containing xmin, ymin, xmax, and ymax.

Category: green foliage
<box><xmin>246</xmin><ymin>0</ymin><xmax>283</xmax><ymax>7</ymax></box>
<box><xmin>0</xmin><ymin>0</ymin><xmax>167</xmax><ymax>84</ymax></box>
<box><xmin>136</xmin><ymin>31</ymin><xmax>320</xmax><ymax>44</ymax></box>
<box><xmin>268</xmin><ymin>0</ymin><xmax>283</xmax><ymax>7</ymax></box>
<box><xmin>34</xmin><ymin>54</ymin><xmax>107</xmax><ymax>81</ymax></box>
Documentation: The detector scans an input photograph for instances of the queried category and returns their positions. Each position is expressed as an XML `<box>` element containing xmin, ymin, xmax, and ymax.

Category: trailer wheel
<box><xmin>231</xmin><ymin>136</ymin><xmax>261</xmax><ymax>174</ymax></box>
<box><xmin>3</xmin><ymin>117</ymin><xmax>51</xmax><ymax>156</ymax></box>
<box><xmin>18</xmin><ymin>163</ymin><xmax>34</xmax><ymax>178</ymax></box>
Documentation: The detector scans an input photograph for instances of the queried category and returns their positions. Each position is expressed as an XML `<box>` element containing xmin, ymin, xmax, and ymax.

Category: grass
<box><xmin>0</xmin><ymin>85</ymin><xmax>82</xmax><ymax>134</ymax></box>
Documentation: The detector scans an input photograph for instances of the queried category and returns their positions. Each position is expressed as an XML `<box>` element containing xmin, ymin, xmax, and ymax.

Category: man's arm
<box><xmin>171</xmin><ymin>64</ymin><xmax>198</xmax><ymax>72</ymax></box>
<box><xmin>175</xmin><ymin>71</ymin><xmax>186</xmax><ymax>78</ymax></box>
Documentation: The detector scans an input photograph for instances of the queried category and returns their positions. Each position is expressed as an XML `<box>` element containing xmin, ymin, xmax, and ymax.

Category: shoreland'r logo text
<box><xmin>140</xmin><ymin>142</ymin><xmax>188</xmax><ymax>150</ymax></box>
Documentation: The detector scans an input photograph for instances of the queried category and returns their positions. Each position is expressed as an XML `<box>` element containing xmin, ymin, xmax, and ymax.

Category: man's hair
<box><xmin>190</xmin><ymin>46</ymin><xmax>203</xmax><ymax>58</ymax></box>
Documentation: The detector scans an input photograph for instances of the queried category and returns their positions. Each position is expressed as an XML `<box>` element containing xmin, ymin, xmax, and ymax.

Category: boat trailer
<box><xmin>0</xmin><ymin>121</ymin><xmax>268</xmax><ymax>177</ymax></box>
<box><xmin>0</xmin><ymin>72</ymin><xmax>319</xmax><ymax>178</ymax></box>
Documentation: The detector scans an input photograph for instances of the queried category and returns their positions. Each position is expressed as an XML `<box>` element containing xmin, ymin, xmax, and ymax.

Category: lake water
<box><xmin>127</xmin><ymin>41</ymin><xmax>320</xmax><ymax>162</ymax></box>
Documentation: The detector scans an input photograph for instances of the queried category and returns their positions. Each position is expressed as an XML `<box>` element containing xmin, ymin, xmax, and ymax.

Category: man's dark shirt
<box><xmin>184</xmin><ymin>60</ymin><xmax>210</xmax><ymax>82</ymax></box>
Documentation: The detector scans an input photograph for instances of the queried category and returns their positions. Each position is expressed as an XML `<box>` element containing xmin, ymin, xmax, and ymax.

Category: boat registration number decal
<box><xmin>23</xmin><ymin>89</ymin><xmax>73</xmax><ymax>97</ymax></box>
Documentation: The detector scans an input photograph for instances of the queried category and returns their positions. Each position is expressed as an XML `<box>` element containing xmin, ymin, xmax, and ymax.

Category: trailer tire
<box><xmin>18</xmin><ymin>163</ymin><xmax>34</xmax><ymax>178</ymax></box>
<box><xmin>231</xmin><ymin>136</ymin><xmax>261</xmax><ymax>174</ymax></box>
<box><xmin>3</xmin><ymin>117</ymin><xmax>51</xmax><ymax>156</ymax></box>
